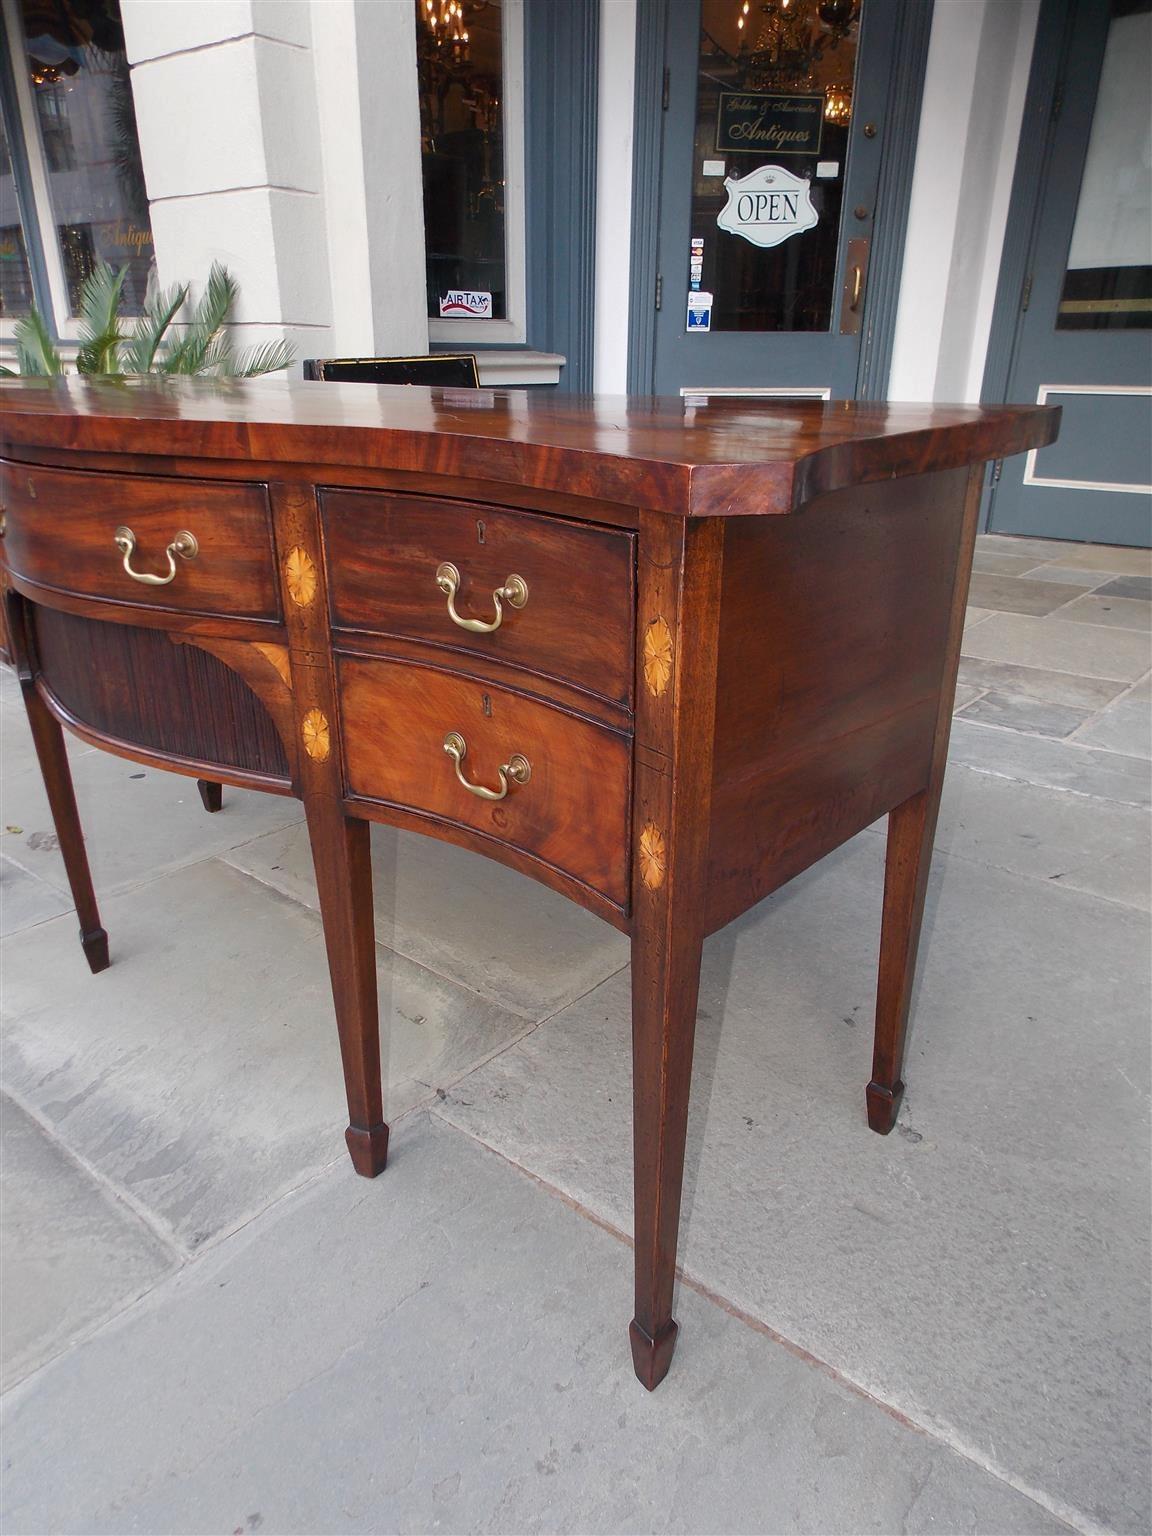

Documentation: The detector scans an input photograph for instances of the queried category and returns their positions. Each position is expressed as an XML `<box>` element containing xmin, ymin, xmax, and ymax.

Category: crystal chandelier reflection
<box><xmin>421</xmin><ymin>0</ymin><xmax>473</xmax><ymax>61</ymax></box>
<box><xmin>731</xmin><ymin>0</ymin><xmax>858</xmax><ymax>120</ymax></box>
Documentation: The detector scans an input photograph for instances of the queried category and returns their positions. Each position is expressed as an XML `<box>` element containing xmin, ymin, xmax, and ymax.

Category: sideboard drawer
<box><xmin>322</xmin><ymin>490</ymin><xmax>634</xmax><ymax>707</ymax></box>
<box><xmin>339</xmin><ymin>654</ymin><xmax>631</xmax><ymax>907</ymax></box>
<box><xmin>0</xmin><ymin>462</ymin><xmax>278</xmax><ymax>620</ymax></box>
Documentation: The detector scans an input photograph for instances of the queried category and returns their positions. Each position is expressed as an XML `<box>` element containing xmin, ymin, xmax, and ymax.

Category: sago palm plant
<box><xmin>3</xmin><ymin>261</ymin><xmax>293</xmax><ymax>379</ymax></box>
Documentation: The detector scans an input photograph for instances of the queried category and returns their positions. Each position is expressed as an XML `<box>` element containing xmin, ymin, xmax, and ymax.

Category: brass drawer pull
<box><xmin>443</xmin><ymin>731</ymin><xmax>531</xmax><ymax>802</ymax></box>
<box><xmin>435</xmin><ymin>561</ymin><xmax>527</xmax><ymax>633</ymax></box>
<box><xmin>114</xmin><ymin>525</ymin><xmax>199</xmax><ymax>586</ymax></box>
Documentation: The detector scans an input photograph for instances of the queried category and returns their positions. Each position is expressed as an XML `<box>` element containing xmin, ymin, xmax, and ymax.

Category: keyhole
<box><xmin>482</xmin><ymin>693</ymin><xmax>492</xmax><ymax>718</ymax></box>
<box><xmin>477</xmin><ymin>519</ymin><xmax>486</xmax><ymax>544</ymax></box>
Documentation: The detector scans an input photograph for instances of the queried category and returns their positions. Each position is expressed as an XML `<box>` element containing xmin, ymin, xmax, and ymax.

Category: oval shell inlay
<box><xmin>301</xmin><ymin>707</ymin><xmax>331</xmax><ymax>762</ymax></box>
<box><xmin>638</xmin><ymin>822</ymin><xmax>667</xmax><ymax>891</ymax></box>
<box><xmin>643</xmin><ymin>616</ymin><xmax>673</xmax><ymax>698</ymax></box>
<box><xmin>284</xmin><ymin>546</ymin><xmax>318</xmax><ymax>608</ymax></box>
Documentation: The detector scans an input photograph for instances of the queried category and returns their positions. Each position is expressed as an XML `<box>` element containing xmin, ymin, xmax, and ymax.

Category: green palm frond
<box><xmin>164</xmin><ymin>262</ymin><xmax>238</xmax><ymax>374</ymax></box>
<box><xmin>13</xmin><ymin>309</ymin><xmax>63</xmax><ymax>376</ymax></box>
<box><xmin>75</xmin><ymin>262</ymin><xmax>128</xmax><ymax>375</ymax></box>
<box><xmin>195</xmin><ymin>262</ymin><xmax>236</xmax><ymax>336</ymax></box>
<box><xmin>4</xmin><ymin>261</ymin><xmax>281</xmax><ymax>380</ymax></box>
<box><xmin>226</xmin><ymin>339</ymin><xmax>294</xmax><ymax>377</ymax></box>
<box><xmin>122</xmin><ymin>281</ymin><xmax>188</xmax><ymax>373</ymax></box>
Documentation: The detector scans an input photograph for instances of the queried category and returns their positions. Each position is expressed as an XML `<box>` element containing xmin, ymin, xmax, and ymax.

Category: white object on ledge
<box><xmin>472</xmin><ymin>351</ymin><xmax>565</xmax><ymax>387</ymax></box>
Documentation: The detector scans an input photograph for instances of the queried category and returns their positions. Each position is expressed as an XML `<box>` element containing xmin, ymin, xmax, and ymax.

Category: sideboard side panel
<box><xmin>705</xmin><ymin>467</ymin><xmax>971</xmax><ymax>931</ymax></box>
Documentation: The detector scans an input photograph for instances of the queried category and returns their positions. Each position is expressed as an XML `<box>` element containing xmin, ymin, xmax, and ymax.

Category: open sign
<box><xmin>716</xmin><ymin>165</ymin><xmax>818</xmax><ymax>250</ymax></box>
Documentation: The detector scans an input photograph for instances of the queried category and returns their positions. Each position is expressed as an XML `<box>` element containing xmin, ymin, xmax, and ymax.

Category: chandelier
<box><xmin>420</xmin><ymin>0</ymin><xmax>474</xmax><ymax>61</ymax></box>
<box><xmin>729</xmin><ymin>0</ymin><xmax>858</xmax><ymax>116</ymax></box>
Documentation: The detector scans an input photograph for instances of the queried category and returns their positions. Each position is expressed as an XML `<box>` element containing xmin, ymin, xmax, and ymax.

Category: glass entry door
<box><xmin>648</xmin><ymin>0</ymin><xmax>904</xmax><ymax>397</ymax></box>
<box><xmin>987</xmin><ymin>0</ymin><xmax>1151</xmax><ymax>547</ymax></box>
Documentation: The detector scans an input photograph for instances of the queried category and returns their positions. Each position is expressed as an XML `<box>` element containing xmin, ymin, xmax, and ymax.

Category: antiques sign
<box><xmin>716</xmin><ymin>92</ymin><xmax>824</xmax><ymax>157</ymax></box>
<box><xmin>717</xmin><ymin>165</ymin><xmax>819</xmax><ymax>249</ymax></box>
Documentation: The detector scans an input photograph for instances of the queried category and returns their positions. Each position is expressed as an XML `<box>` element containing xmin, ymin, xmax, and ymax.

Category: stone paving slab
<box><xmin>0</xmin><ymin>1115</ymin><xmax>1072</xmax><ymax>1536</ymax></box>
<box><xmin>966</xmin><ymin>573</ymin><xmax>1092</xmax><ymax>616</ymax></box>
<box><xmin>880</xmin><ymin>759</ymin><xmax>1152</xmax><ymax>912</ymax></box>
<box><xmin>1057</xmin><ymin>594</ymin><xmax>1152</xmax><ymax>633</ymax></box>
<box><xmin>0</xmin><ymin>854</ymin><xmax>72</xmax><ymax>937</ymax></box>
<box><xmin>434</xmin><ymin>837</ymin><xmax>1152</xmax><ymax>1535</ymax></box>
<box><xmin>957</xmin><ymin>690</ymin><xmax>1091</xmax><ymax>739</ymax></box>
<box><xmin>956</xmin><ymin>658</ymin><xmax>1129</xmax><ymax>713</ymax></box>
<box><xmin>961</xmin><ymin>612</ymin><xmax>1151</xmax><ymax>681</ymax></box>
<box><xmin>948</xmin><ymin>719</ymin><xmax>1152</xmax><ymax>806</ymax></box>
<box><xmin>224</xmin><ymin>820</ymin><xmax>630</xmax><ymax>1020</ymax></box>
<box><xmin>0</xmin><ymin>860</ymin><xmax>525</xmax><ymax>1252</ymax></box>
<box><xmin>1</xmin><ymin>1094</ymin><xmax>177</xmax><ymax>1389</ymax></box>
<box><xmin>0</xmin><ymin>707</ymin><xmax>304</xmax><ymax>899</ymax></box>
<box><xmin>1072</xmin><ymin>699</ymin><xmax>1152</xmax><ymax>760</ymax></box>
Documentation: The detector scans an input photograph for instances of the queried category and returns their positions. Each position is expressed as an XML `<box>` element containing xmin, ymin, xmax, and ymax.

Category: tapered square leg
<box><xmin>196</xmin><ymin>779</ymin><xmax>223</xmax><ymax>813</ymax></box>
<box><xmin>869</xmin><ymin>787</ymin><xmax>938</xmax><ymax>1134</ymax></box>
<box><xmin>20</xmin><ymin>681</ymin><xmax>109</xmax><ymax>974</ymax></box>
<box><xmin>628</xmin><ymin>511</ymin><xmax>724</xmax><ymax>1389</ymax></box>
<box><xmin>869</xmin><ymin>465</ymin><xmax>984</xmax><ymax>1134</ymax></box>
<box><xmin>630</xmin><ymin>903</ymin><xmax>704</xmax><ymax>1390</ymax></box>
<box><xmin>304</xmin><ymin>798</ymin><xmax>388</xmax><ymax>1177</ymax></box>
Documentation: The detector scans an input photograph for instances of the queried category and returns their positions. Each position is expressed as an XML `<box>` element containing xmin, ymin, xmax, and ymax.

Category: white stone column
<box><xmin>120</xmin><ymin>0</ymin><xmax>428</xmax><ymax>373</ymax></box>
<box><xmin>888</xmin><ymin>0</ymin><xmax>1041</xmax><ymax>403</ymax></box>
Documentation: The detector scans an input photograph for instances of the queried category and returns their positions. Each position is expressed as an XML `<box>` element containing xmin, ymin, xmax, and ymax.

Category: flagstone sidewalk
<box><xmin>2</xmin><ymin>535</ymin><xmax>1149</xmax><ymax>1536</ymax></box>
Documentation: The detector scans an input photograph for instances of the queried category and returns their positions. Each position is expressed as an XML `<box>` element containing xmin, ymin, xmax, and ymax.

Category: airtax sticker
<box><xmin>716</xmin><ymin>165</ymin><xmax>817</xmax><ymax>249</ymax></box>
<box><xmin>439</xmin><ymin>289</ymin><xmax>493</xmax><ymax>318</ymax></box>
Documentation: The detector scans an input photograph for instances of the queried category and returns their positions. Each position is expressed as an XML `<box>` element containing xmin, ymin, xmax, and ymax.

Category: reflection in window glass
<box><xmin>0</xmin><ymin>115</ymin><xmax>35</xmax><ymax>316</ymax></box>
<box><xmin>1059</xmin><ymin>0</ymin><xmax>1152</xmax><ymax>331</ymax></box>
<box><xmin>690</xmin><ymin>0</ymin><xmax>862</xmax><ymax>334</ymax></box>
<box><xmin>15</xmin><ymin>0</ymin><xmax>154</xmax><ymax>315</ymax></box>
<box><xmin>416</xmin><ymin>0</ymin><xmax>507</xmax><ymax>321</ymax></box>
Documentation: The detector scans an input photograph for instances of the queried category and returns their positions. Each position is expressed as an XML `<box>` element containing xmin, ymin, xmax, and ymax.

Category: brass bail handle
<box><xmin>435</xmin><ymin>561</ymin><xmax>528</xmax><ymax>633</ymax></box>
<box><xmin>114</xmin><ymin>525</ymin><xmax>199</xmax><ymax>586</ymax></box>
<box><xmin>443</xmin><ymin>731</ymin><xmax>531</xmax><ymax>802</ymax></box>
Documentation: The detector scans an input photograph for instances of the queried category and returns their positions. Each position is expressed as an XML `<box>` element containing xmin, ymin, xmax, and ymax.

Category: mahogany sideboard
<box><xmin>0</xmin><ymin>379</ymin><xmax>1058</xmax><ymax>1389</ymax></box>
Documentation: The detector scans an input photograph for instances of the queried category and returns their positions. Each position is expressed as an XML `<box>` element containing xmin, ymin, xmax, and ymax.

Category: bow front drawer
<box><xmin>0</xmin><ymin>462</ymin><xmax>279</xmax><ymax>620</ymax></box>
<box><xmin>321</xmin><ymin>490</ymin><xmax>635</xmax><ymax>707</ymax></box>
<box><xmin>339</xmin><ymin>654</ymin><xmax>631</xmax><ymax>909</ymax></box>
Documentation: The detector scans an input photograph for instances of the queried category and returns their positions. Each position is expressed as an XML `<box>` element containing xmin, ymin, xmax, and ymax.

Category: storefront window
<box><xmin>415</xmin><ymin>0</ymin><xmax>526</xmax><ymax>339</ymax></box>
<box><xmin>0</xmin><ymin>0</ymin><xmax>154</xmax><ymax>325</ymax></box>
<box><xmin>1058</xmin><ymin>0</ymin><xmax>1152</xmax><ymax>331</ymax></box>
<box><xmin>0</xmin><ymin>115</ymin><xmax>35</xmax><ymax>316</ymax></box>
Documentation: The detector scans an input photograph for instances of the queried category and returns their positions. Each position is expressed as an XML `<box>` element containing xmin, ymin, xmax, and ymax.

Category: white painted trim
<box><xmin>679</xmin><ymin>385</ymin><xmax>832</xmax><ymax>400</ymax></box>
<box><xmin>593</xmin><ymin>0</ymin><xmax>637</xmax><ymax>393</ymax></box>
<box><xmin>427</xmin><ymin>0</ymin><xmax>527</xmax><ymax>346</ymax></box>
<box><xmin>475</xmin><ymin>349</ymin><xmax>565</xmax><ymax>385</ymax></box>
<box><xmin>2</xmin><ymin>0</ymin><xmax>76</xmax><ymax>334</ymax></box>
<box><xmin>1023</xmin><ymin>384</ymin><xmax>1152</xmax><ymax>494</ymax></box>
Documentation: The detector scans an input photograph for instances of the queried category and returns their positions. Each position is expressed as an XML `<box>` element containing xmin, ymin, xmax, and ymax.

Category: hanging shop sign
<box><xmin>715</xmin><ymin>92</ymin><xmax>824</xmax><ymax>158</ymax></box>
<box><xmin>716</xmin><ymin>165</ymin><xmax>818</xmax><ymax>249</ymax></box>
<box><xmin>439</xmin><ymin>289</ymin><xmax>493</xmax><ymax>318</ymax></box>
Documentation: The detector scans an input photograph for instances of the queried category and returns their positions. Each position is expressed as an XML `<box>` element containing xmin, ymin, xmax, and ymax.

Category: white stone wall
<box><xmin>120</xmin><ymin>0</ymin><xmax>428</xmax><ymax>375</ymax></box>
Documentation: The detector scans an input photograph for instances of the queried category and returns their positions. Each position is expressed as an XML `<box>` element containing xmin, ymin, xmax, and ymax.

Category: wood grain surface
<box><xmin>0</xmin><ymin>459</ymin><xmax>278</xmax><ymax>619</ymax></box>
<box><xmin>0</xmin><ymin>377</ymin><xmax>1059</xmax><ymax>518</ymax></box>
<box><xmin>322</xmin><ymin>488</ymin><xmax>635</xmax><ymax>706</ymax></box>
<box><xmin>338</xmin><ymin>652</ymin><xmax>631</xmax><ymax>907</ymax></box>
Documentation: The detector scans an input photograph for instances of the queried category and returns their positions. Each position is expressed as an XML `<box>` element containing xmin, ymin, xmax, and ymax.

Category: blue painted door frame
<box><xmin>627</xmin><ymin>0</ymin><xmax>932</xmax><ymax>399</ymax></box>
<box><xmin>982</xmin><ymin>0</ymin><xmax>1151</xmax><ymax>547</ymax></box>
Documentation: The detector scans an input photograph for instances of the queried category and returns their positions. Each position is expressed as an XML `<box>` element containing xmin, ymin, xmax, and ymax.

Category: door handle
<box><xmin>839</xmin><ymin>237</ymin><xmax>870</xmax><ymax>335</ymax></box>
